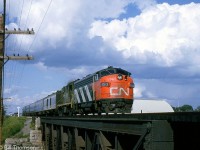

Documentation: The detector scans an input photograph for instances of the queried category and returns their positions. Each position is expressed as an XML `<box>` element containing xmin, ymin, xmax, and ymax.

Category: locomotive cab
<box><xmin>94</xmin><ymin>67</ymin><xmax>134</xmax><ymax>113</ymax></box>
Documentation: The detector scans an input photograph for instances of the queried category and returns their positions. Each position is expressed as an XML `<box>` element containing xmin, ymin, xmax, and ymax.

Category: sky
<box><xmin>0</xmin><ymin>0</ymin><xmax>200</xmax><ymax>114</ymax></box>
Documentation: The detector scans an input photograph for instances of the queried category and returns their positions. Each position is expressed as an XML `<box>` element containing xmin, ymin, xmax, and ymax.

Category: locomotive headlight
<box><xmin>117</xmin><ymin>74</ymin><xmax>123</xmax><ymax>80</ymax></box>
<box><xmin>101</xmin><ymin>82</ymin><xmax>110</xmax><ymax>87</ymax></box>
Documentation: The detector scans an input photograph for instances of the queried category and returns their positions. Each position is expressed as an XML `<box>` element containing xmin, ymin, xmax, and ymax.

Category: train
<box><xmin>22</xmin><ymin>66</ymin><xmax>134</xmax><ymax>116</ymax></box>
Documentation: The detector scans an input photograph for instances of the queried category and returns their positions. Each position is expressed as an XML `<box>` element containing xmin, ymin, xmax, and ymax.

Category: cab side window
<box><xmin>94</xmin><ymin>74</ymin><xmax>99</xmax><ymax>81</ymax></box>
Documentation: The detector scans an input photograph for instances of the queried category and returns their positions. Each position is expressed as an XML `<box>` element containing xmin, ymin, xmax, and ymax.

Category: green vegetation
<box><xmin>30</xmin><ymin>118</ymin><xmax>35</xmax><ymax>129</ymax></box>
<box><xmin>173</xmin><ymin>104</ymin><xmax>200</xmax><ymax>112</ymax></box>
<box><xmin>2</xmin><ymin>116</ymin><xmax>26</xmax><ymax>142</ymax></box>
<box><xmin>195</xmin><ymin>106</ymin><xmax>200</xmax><ymax>112</ymax></box>
<box><xmin>12</xmin><ymin>132</ymin><xmax>29</xmax><ymax>138</ymax></box>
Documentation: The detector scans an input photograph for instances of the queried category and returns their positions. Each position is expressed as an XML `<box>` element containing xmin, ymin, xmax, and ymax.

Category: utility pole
<box><xmin>0</xmin><ymin>0</ymin><xmax>34</xmax><ymax>145</ymax></box>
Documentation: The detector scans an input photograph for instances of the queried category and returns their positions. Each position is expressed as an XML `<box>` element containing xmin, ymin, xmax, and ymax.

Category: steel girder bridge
<box><xmin>40</xmin><ymin>112</ymin><xmax>200</xmax><ymax>150</ymax></box>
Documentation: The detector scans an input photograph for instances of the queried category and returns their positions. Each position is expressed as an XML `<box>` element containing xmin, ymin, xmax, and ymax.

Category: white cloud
<box><xmin>134</xmin><ymin>0</ymin><xmax>157</xmax><ymax>10</ymax></box>
<box><xmin>4</xmin><ymin>85</ymin><xmax>27</xmax><ymax>95</ymax></box>
<box><xmin>89</xmin><ymin>3</ymin><xmax>200</xmax><ymax>67</ymax></box>
<box><xmin>4</xmin><ymin>88</ymin><xmax>11</xmax><ymax>95</ymax></box>
<box><xmin>34</xmin><ymin>62</ymin><xmax>48</xmax><ymax>71</ymax></box>
<box><xmin>134</xmin><ymin>81</ymin><xmax>156</xmax><ymax>98</ymax></box>
<box><xmin>7</xmin><ymin>0</ymin><xmax>134</xmax><ymax>51</ymax></box>
<box><xmin>134</xmin><ymin>84</ymin><xmax>146</xmax><ymax>97</ymax></box>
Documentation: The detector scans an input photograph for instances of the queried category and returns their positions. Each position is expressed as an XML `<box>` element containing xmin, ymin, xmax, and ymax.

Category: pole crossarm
<box><xmin>0</xmin><ymin>55</ymin><xmax>34</xmax><ymax>60</ymax></box>
<box><xmin>0</xmin><ymin>28</ymin><xmax>34</xmax><ymax>34</ymax></box>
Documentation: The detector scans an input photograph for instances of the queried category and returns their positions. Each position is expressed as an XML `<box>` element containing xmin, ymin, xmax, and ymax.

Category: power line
<box><xmin>7</xmin><ymin>0</ymin><xmax>34</xmax><ymax>98</ymax></box>
<box><xmin>24</xmin><ymin>0</ymin><xmax>34</xmax><ymax>29</ymax></box>
<box><xmin>7</xmin><ymin>0</ymin><xmax>10</xmax><ymax>23</ymax></box>
<box><xmin>18</xmin><ymin>0</ymin><xmax>24</xmax><ymax>27</ymax></box>
<box><xmin>28</xmin><ymin>0</ymin><xmax>53</xmax><ymax>52</ymax></box>
<box><xmin>4</xmin><ymin>0</ymin><xmax>35</xmax><ymax>90</ymax></box>
<box><xmin>20</xmin><ymin>0</ymin><xmax>34</xmax><ymax>52</ymax></box>
<box><xmin>14</xmin><ymin>0</ymin><xmax>34</xmax><ymax>90</ymax></box>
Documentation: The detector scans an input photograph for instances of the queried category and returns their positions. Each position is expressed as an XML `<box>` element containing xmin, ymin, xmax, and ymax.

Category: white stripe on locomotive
<box><xmin>74</xmin><ymin>89</ymin><xmax>81</xmax><ymax>103</ymax></box>
<box><xmin>84</xmin><ymin>85</ymin><xmax>92</xmax><ymax>101</ymax></box>
<box><xmin>79</xmin><ymin>87</ymin><xmax>86</xmax><ymax>102</ymax></box>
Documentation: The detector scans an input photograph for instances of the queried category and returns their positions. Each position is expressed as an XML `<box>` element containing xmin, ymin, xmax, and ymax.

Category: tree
<box><xmin>172</xmin><ymin>106</ymin><xmax>179</xmax><ymax>112</ymax></box>
<box><xmin>195</xmin><ymin>106</ymin><xmax>200</xmax><ymax>112</ymax></box>
<box><xmin>179</xmin><ymin>105</ymin><xmax>193</xmax><ymax>112</ymax></box>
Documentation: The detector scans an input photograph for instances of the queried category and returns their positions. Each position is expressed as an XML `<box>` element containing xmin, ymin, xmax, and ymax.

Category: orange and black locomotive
<box><xmin>74</xmin><ymin>66</ymin><xmax>134</xmax><ymax>113</ymax></box>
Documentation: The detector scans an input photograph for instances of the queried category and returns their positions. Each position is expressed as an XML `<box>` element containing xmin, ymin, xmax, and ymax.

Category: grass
<box><xmin>12</xmin><ymin>132</ymin><xmax>29</xmax><ymax>138</ymax></box>
<box><xmin>30</xmin><ymin>118</ymin><xmax>35</xmax><ymax>129</ymax></box>
<box><xmin>2</xmin><ymin>116</ymin><xmax>27</xmax><ymax>142</ymax></box>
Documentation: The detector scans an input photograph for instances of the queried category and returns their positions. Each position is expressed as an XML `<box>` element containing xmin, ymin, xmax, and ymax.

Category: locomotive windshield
<box><xmin>115</xmin><ymin>68</ymin><xmax>131</xmax><ymax>76</ymax></box>
<box><xmin>100</xmin><ymin>69</ymin><xmax>115</xmax><ymax>77</ymax></box>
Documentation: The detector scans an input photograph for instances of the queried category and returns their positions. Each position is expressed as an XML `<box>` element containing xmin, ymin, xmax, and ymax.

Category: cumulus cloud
<box><xmin>89</xmin><ymin>3</ymin><xmax>200</xmax><ymax>67</ymax></box>
<box><xmin>134</xmin><ymin>84</ymin><xmax>146</xmax><ymax>97</ymax></box>
<box><xmin>4</xmin><ymin>85</ymin><xmax>27</xmax><ymax>95</ymax></box>
<box><xmin>134</xmin><ymin>78</ymin><xmax>200</xmax><ymax>108</ymax></box>
<box><xmin>134</xmin><ymin>80</ymin><xmax>157</xmax><ymax>98</ymax></box>
<box><xmin>6</xmin><ymin>0</ymin><xmax>133</xmax><ymax>50</ymax></box>
<box><xmin>5</xmin><ymin>0</ymin><xmax>200</xmax><ymax>70</ymax></box>
<box><xmin>133</xmin><ymin>0</ymin><xmax>157</xmax><ymax>10</ymax></box>
<box><xmin>5</xmin><ymin>0</ymin><xmax>159</xmax><ymax>68</ymax></box>
<box><xmin>34</xmin><ymin>62</ymin><xmax>48</xmax><ymax>71</ymax></box>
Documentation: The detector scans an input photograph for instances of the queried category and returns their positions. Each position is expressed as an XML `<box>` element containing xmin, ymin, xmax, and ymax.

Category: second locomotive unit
<box><xmin>23</xmin><ymin>66</ymin><xmax>134</xmax><ymax>116</ymax></box>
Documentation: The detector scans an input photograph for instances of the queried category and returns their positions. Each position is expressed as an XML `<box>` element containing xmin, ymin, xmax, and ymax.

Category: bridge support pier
<box><xmin>44</xmin><ymin>123</ymin><xmax>51</xmax><ymax>149</ymax></box>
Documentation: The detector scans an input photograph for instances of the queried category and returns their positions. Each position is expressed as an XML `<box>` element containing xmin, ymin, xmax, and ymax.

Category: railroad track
<box><xmin>41</xmin><ymin>112</ymin><xmax>200</xmax><ymax>122</ymax></box>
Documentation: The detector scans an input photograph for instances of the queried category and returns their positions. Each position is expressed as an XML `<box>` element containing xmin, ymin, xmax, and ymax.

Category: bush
<box><xmin>2</xmin><ymin>116</ymin><xmax>26</xmax><ymax>142</ymax></box>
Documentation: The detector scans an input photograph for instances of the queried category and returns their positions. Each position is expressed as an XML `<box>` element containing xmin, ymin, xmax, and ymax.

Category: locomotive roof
<box><xmin>98</xmin><ymin>66</ymin><xmax>131</xmax><ymax>75</ymax></box>
<box><xmin>74</xmin><ymin>66</ymin><xmax>131</xmax><ymax>84</ymax></box>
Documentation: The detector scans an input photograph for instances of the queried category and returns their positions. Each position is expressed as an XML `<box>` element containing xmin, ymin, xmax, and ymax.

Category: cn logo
<box><xmin>110</xmin><ymin>87</ymin><xmax>129</xmax><ymax>96</ymax></box>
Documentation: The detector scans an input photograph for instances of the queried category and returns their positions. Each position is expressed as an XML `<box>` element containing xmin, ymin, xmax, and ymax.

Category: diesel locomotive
<box><xmin>22</xmin><ymin>66</ymin><xmax>134</xmax><ymax>116</ymax></box>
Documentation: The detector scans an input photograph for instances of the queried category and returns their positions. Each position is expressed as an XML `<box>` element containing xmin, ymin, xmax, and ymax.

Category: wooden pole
<box><xmin>0</xmin><ymin>0</ymin><xmax>6</xmax><ymax>145</ymax></box>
